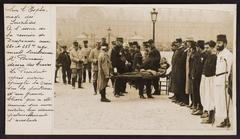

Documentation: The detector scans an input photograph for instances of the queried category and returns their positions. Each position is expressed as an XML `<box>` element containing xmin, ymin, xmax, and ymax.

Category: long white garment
<box><xmin>204</xmin><ymin>76</ymin><xmax>215</xmax><ymax>111</ymax></box>
<box><xmin>200</xmin><ymin>75</ymin><xmax>206</xmax><ymax>110</ymax></box>
<box><xmin>214</xmin><ymin>48</ymin><xmax>232</xmax><ymax>121</ymax></box>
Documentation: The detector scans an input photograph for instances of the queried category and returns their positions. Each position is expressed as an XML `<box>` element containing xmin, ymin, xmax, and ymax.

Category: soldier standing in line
<box><xmin>70</xmin><ymin>41</ymin><xmax>84</xmax><ymax>89</ymax></box>
<box><xmin>97</xmin><ymin>44</ymin><xmax>112</xmax><ymax>102</ymax></box>
<box><xmin>82</xmin><ymin>40</ymin><xmax>92</xmax><ymax>83</ymax></box>
<box><xmin>89</xmin><ymin>42</ymin><xmax>101</xmax><ymax>95</ymax></box>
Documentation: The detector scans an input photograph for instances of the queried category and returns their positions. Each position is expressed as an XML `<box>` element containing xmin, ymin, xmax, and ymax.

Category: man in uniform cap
<box><xmin>70</xmin><ymin>41</ymin><xmax>84</xmax><ymax>89</ymax></box>
<box><xmin>89</xmin><ymin>42</ymin><xmax>101</xmax><ymax>95</ymax></box>
<box><xmin>97</xmin><ymin>44</ymin><xmax>111</xmax><ymax>102</ymax></box>
<box><xmin>82</xmin><ymin>40</ymin><xmax>92</xmax><ymax>83</ymax></box>
<box><xmin>214</xmin><ymin>34</ymin><xmax>232</xmax><ymax>127</ymax></box>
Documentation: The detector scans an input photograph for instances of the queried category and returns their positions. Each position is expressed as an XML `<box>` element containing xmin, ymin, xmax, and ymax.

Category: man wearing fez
<box><xmin>146</xmin><ymin>39</ymin><xmax>161</xmax><ymax>95</ymax></box>
<box><xmin>97</xmin><ymin>44</ymin><xmax>111</xmax><ymax>102</ymax></box>
<box><xmin>82</xmin><ymin>40</ymin><xmax>92</xmax><ymax>83</ymax></box>
<box><xmin>171</xmin><ymin>38</ymin><xmax>188</xmax><ymax>106</ymax></box>
<box><xmin>70</xmin><ymin>41</ymin><xmax>84</xmax><ymax>89</ymax></box>
<box><xmin>200</xmin><ymin>40</ymin><xmax>217</xmax><ymax>124</ymax></box>
<box><xmin>214</xmin><ymin>34</ymin><xmax>232</xmax><ymax>128</ymax></box>
<box><xmin>58</xmin><ymin>45</ymin><xmax>72</xmax><ymax>85</ymax></box>
<box><xmin>110</xmin><ymin>37</ymin><xmax>125</xmax><ymax>97</ymax></box>
<box><xmin>89</xmin><ymin>42</ymin><xmax>101</xmax><ymax>95</ymax></box>
<box><xmin>190</xmin><ymin>40</ymin><xmax>205</xmax><ymax>115</ymax></box>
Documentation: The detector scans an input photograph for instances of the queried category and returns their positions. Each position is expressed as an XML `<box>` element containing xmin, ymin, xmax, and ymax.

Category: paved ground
<box><xmin>54</xmin><ymin>78</ymin><xmax>233</xmax><ymax>133</ymax></box>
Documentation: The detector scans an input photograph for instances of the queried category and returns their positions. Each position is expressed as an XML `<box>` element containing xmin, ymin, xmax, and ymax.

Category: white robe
<box><xmin>214</xmin><ymin>48</ymin><xmax>232</xmax><ymax>121</ymax></box>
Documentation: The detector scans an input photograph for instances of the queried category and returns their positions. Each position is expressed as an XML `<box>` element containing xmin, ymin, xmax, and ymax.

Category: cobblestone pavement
<box><xmin>54</xmin><ymin>80</ymin><xmax>233</xmax><ymax>134</ymax></box>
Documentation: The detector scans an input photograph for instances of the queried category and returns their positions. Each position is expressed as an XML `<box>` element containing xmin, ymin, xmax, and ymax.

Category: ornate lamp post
<box><xmin>107</xmin><ymin>27</ymin><xmax>111</xmax><ymax>45</ymax></box>
<box><xmin>151</xmin><ymin>8</ymin><xmax>158</xmax><ymax>43</ymax></box>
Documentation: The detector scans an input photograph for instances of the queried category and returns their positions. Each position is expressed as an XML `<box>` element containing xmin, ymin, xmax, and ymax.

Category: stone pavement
<box><xmin>54</xmin><ymin>80</ymin><xmax>233</xmax><ymax>133</ymax></box>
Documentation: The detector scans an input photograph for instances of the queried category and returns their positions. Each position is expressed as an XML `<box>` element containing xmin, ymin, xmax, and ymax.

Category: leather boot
<box><xmin>78</xmin><ymin>81</ymin><xmax>83</xmax><ymax>88</ymax></box>
<box><xmin>93</xmin><ymin>82</ymin><xmax>97</xmax><ymax>95</ymax></box>
<box><xmin>72</xmin><ymin>78</ymin><xmax>76</xmax><ymax>89</ymax></box>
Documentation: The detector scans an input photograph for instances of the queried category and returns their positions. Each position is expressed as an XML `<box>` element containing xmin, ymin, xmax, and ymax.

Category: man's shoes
<box><xmin>180</xmin><ymin>103</ymin><xmax>187</xmax><ymax>107</ymax></box>
<box><xmin>190</xmin><ymin>105</ymin><xmax>196</xmax><ymax>109</ymax></box>
<box><xmin>201</xmin><ymin>116</ymin><xmax>212</xmax><ymax>124</ymax></box>
<box><xmin>114</xmin><ymin>94</ymin><xmax>120</xmax><ymax>98</ymax></box>
<box><xmin>201</xmin><ymin>111</ymin><xmax>208</xmax><ymax>118</ymax></box>
<box><xmin>168</xmin><ymin>96</ymin><xmax>175</xmax><ymax>99</ymax></box>
<box><xmin>216</xmin><ymin>118</ymin><xmax>231</xmax><ymax>128</ymax></box>
<box><xmin>94</xmin><ymin>92</ymin><xmax>97</xmax><ymax>95</ymax></box>
<box><xmin>101</xmin><ymin>98</ymin><xmax>111</xmax><ymax>102</ymax></box>
<box><xmin>68</xmin><ymin>81</ymin><xmax>71</xmax><ymax>84</ymax></box>
<box><xmin>152</xmin><ymin>91</ymin><xmax>161</xmax><ymax>95</ymax></box>
<box><xmin>147</xmin><ymin>96</ymin><xmax>154</xmax><ymax>99</ymax></box>
<box><xmin>187</xmin><ymin>103</ymin><xmax>193</xmax><ymax>108</ymax></box>
<box><xmin>192</xmin><ymin>109</ymin><xmax>203</xmax><ymax>115</ymax></box>
<box><xmin>123</xmin><ymin>91</ymin><xmax>128</xmax><ymax>94</ymax></box>
<box><xmin>119</xmin><ymin>93</ymin><xmax>125</xmax><ymax>96</ymax></box>
<box><xmin>140</xmin><ymin>95</ymin><xmax>146</xmax><ymax>99</ymax></box>
<box><xmin>55</xmin><ymin>81</ymin><xmax>59</xmax><ymax>83</ymax></box>
<box><xmin>78</xmin><ymin>86</ymin><xmax>84</xmax><ymax>89</ymax></box>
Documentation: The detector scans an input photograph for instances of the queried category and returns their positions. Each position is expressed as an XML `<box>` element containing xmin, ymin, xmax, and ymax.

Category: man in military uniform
<box><xmin>55</xmin><ymin>42</ymin><xmax>62</xmax><ymax>83</ymax></box>
<box><xmin>97</xmin><ymin>44</ymin><xmax>112</xmax><ymax>102</ymax></box>
<box><xmin>82</xmin><ymin>40</ymin><xmax>92</xmax><ymax>83</ymax></box>
<box><xmin>110</xmin><ymin>37</ymin><xmax>126</xmax><ymax>97</ymax></box>
<box><xmin>89</xmin><ymin>42</ymin><xmax>101</xmax><ymax>95</ymax></box>
<box><xmin>147</xmin><ymin>39</ymin><xmax>161</xmax><ymax>95</ymax></box>
<box><xmin>70</xmin><ymin>41</ymin><xmax>84</xmax><ymax>89</ymax></box>
<box><xmin>58</xmin><ymin>45</ymin><xmax>71</xmax><ymax>84</ymax></box>
<box><xmin>214</xmin><ymin>34</ymin><xmax>232</xmax><ymax>128</ymax></box>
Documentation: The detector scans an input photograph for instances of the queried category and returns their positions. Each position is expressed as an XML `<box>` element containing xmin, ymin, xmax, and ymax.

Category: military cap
<box><xmin>132</xmin><ymin>41</ymin><xmax>138</xmax><ymax>46</ymax></box>
<box><xmin>217</xmin><ymin>34</ymin><xmax>227</xmax><ymax>43</ymax></box>
<box><xmin>116</xmin><ymin>37</ymin><xmax>123</xmax><ymax>43</ymax></box>
<box><xmin>176</xmin><ymin>38</ymin><xmax>182</xmax><ymax>43</ymax></box>
<box><xmin>83</xmin><ymin>40</ymin><xmax>88</xmax><ymax>44</ymax></box>
<box><xmin>148</xmin><ymin>39</ymin><xmax>154</xmax><ymax>44</ymax></box>
<box><xmin>196</xmin><ymin>40</ymin><xmax>205</xmax><ymax>49</ymax></box>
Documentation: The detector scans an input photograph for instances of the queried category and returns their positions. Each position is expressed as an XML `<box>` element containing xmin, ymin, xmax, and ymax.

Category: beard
<box><xmin>216</xmin><ymin>44</ymin><xmax>225</xmax><ymax>51</ymax></box>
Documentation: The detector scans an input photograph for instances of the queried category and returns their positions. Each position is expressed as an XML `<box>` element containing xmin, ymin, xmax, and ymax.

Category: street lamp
<box><xmin>151</xmin><ymin>8</ymin><xmax>158</xmax><ymax>43</ymax></box>
<box><xmin>107</xmin><ymin>27</ymin><xmax>111</xmax><ymax>45</ymax></box>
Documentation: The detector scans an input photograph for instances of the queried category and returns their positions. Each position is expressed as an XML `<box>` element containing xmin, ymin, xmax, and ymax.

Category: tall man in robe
<box><xmin>214</xmin><ymin>34</ymin><xmax>232</xmax><ymax>128</ymax></box>
<box><xmin>89</xmin><ymin>42</ymin><xmax>101</xmax><ymax>95</ymax></box>
<box><xmin>97</xmin><ymin>45</ymin><xmax>111</xmax><ymax>102</ymax></box>
<box><xmin>70</xmin><ymin>41</ymin><xmax>84</xmax><ymax>89</ymax></box>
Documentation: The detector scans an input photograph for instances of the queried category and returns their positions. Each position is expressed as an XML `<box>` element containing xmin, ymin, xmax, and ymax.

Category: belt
<box><xmin>216</xmin><ymin>72</ymin><xmax>228</xmax><ymax>77</ymax></box>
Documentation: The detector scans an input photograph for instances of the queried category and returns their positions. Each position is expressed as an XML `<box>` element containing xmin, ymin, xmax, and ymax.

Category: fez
<box><xmin>217</xmin><ymin>34</ymin><xmax>227</xmax><ymax>43</ymax></box>
<box><xmin>196</xmin><ymin>40</ymin><xmax>205</xmax><ymax>49</ymax></box>
<box><xmin>73</xmin><ymin>41</ymin><xmax>78</xmax><ymax>45</ymax></box>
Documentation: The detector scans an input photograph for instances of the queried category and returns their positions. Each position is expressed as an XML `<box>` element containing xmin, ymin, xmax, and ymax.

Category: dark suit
<box><xmin>172</xmin><ymin>46</ymin><xmax>188</xmax><ymax>104</ymax></box>
<box><xmin>148</xmin><ymin>47</ymin><xmax>161</xmax><ymax>94</ymax></box>
<box><xmin>58</xmin><ymin>51</ymin><xmax>71</xmax><ymax>84</ymax></box>
<box><xmin>111</xmin><ymin>46</ymin><xmax>126</xmax><ymax>95</ymax></box>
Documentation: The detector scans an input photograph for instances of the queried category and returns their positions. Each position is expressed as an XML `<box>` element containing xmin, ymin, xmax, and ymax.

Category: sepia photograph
<box><xmin>53</xmin><ymin>4</ymin><xmax>236</xmax><ymax>135</ymax></box>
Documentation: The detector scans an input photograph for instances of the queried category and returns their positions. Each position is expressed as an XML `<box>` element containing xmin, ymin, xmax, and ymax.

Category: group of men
<box><xmin>169</xmin><ymin>34</ymin><xmax>233</xmax><ymax>128</ymax></box>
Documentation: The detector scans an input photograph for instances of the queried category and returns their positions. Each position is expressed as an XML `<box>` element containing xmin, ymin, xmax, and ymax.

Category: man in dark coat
<box><xmin>190</xmin><ymin>40</ymin><xmax>207</xmax><ymax>115</ymax></box>
<box><xmin>58</xmin><ymin>45</ymin><xmax>71</xmax><ymax>84</ymax></box>
<box><xmin>172</xmin><ymin>38</ymin><xmax>188</xmax><ymax>106</ymax></box>
<box><xmin>110</xmin><ymin>37</ymin><xmax>126</xmax><ymax>97</ymax></box>
<box><xmin>147</xmin><ymin>39</ymin><xmax>161</xmax><ymax>95</ymax></box>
